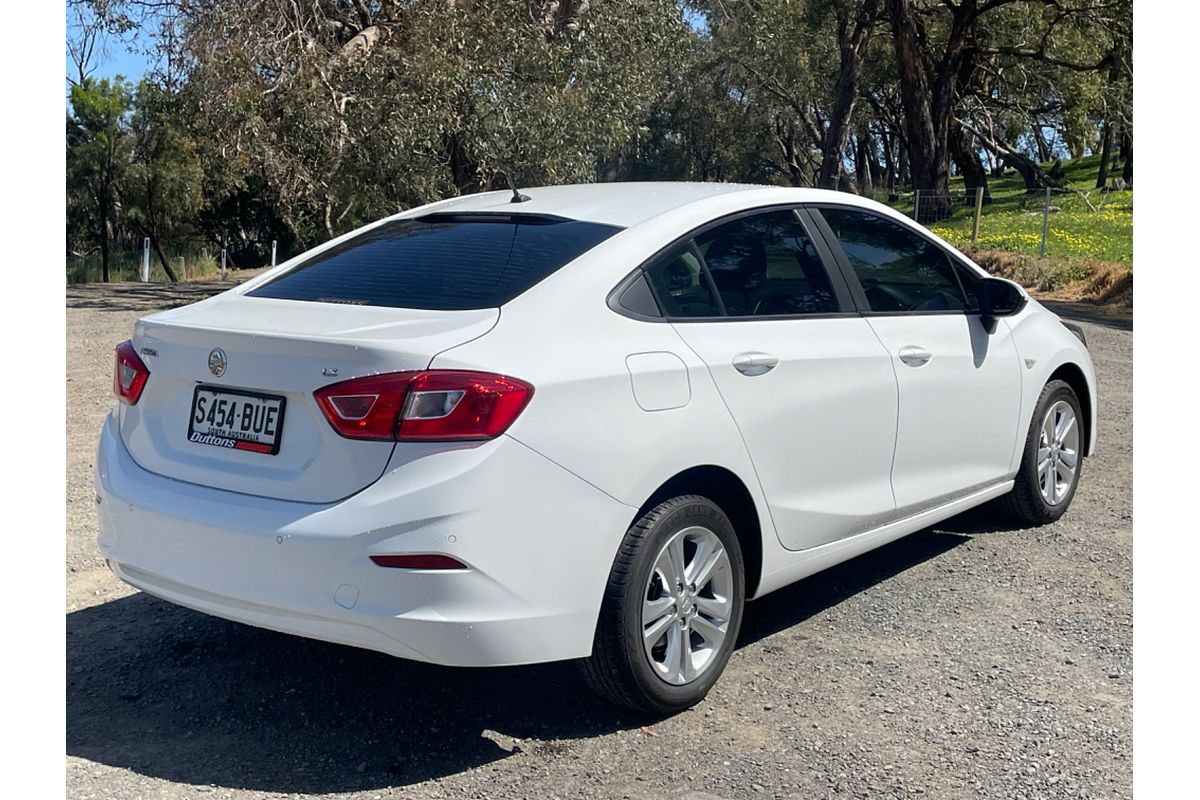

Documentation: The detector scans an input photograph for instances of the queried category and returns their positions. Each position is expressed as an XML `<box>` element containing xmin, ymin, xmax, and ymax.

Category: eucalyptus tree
<box><xmin>126</xmin><ymin>80</ymin><xmax>200</xmax><ymax>282</ymax></box>
<box><xmin>176</xmin><ymin>0</ymin><xmax>687</xmax><ymax>247</ymax></box>
<box><xmin>883</xmin><ymin>0</ymin><xmax>1128</xmax><ymax>197</ymax></box>
<box><xmin>67</xmin><ymin>77</ymin><xmax>134</xmax><ymax>282</ymax></box>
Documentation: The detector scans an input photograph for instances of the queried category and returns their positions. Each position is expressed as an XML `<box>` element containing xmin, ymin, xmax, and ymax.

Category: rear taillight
<box><xmin>314</xmin><ymin>370</ymin><xmax>533</xmax><ymax>442</ymax></box>
<box><xmin>113</xmin><ymin>340</ymin><xmax>150</xmax><ymax>405</ymax></box>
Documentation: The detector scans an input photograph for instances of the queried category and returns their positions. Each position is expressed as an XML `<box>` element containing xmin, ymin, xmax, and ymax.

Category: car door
<box><xmin>643</xmin><ymin>207</ymin><xmax>899</xmax><ymax>551</ymax></box>
<box><xmin>811</xmin><ymin>206</ymin><xmax>1023</xmax><ymax>515</ymax></box>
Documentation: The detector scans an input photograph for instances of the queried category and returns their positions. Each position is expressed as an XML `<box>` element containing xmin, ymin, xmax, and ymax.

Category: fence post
<box><xmin>220</xmin><ymin>249</ymin><xmax>227</xmax><ymax>281</ymax></box>
<box><xmin>178</xmin><ymin>257</ymin><xmax>186</xmax><ymax>282</ymax></box>
<box><xmin>141</xmin><ymin>237</ymin><xmax>151</xmax><ymax>282</ymax></box>
<box><xmin>971</xmin><ymin>186</ymin><xmax>984</xmax><ymax>244</ymax></box>
<box><xmin>271</xmin><ymin>240</ymin><xmax>277</xmax><ymax>267</ymax></box>
<box><xmin>1039</xmin><ymin>186</ymin><xmax>1051</xmax><ymax>257</ymax></box>
<box><xmin>913</xmin><ymin>190</ymin><xmax>922</xmax><ymax>224</ymax></box>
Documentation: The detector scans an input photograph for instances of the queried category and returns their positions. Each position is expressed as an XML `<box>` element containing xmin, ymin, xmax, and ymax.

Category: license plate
<box><xmin>187</xmin><ymin>386</ymin><xmax>287</xmax><ymax>455</ymax></box>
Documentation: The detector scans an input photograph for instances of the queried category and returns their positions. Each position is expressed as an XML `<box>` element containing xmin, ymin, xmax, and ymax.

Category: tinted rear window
<box><xmin>249</xmin><ymin>215</ymin><xmax>622</xmax><ymax>310</ymax></box>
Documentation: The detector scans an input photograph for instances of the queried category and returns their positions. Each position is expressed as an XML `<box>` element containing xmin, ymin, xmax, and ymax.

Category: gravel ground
<box><xmin>66</xmin><ymin>280</ymin><xmax>1132</xmax><ymax>800</ymax></box>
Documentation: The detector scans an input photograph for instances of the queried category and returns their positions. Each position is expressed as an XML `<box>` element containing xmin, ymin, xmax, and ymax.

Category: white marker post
<box><xmin>271</xmin><ymin>240</ymin><xmax>277</xmax><ymax>267</ymax></box>
<box><xmin>141</xmin><ymin>237</ymin><xmax>151</xmax><ymax>282</ymax></box>
<box><xmin>220</xmin><ymin>249</ymin><xmax>227</xmax><ymax>281</ymax></box>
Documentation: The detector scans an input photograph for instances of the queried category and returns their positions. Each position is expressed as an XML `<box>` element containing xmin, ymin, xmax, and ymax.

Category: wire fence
<box><xmin>66</xmin><ymin>187</ymin><xmax>1132</xmax><ymax>285</ymax></box>
<box><xmin>866</xmin><ymin>186</ymin><xmax>1133</xmax><ymax>265</ymax></box>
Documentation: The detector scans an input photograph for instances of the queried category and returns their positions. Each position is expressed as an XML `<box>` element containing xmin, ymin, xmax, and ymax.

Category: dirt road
<box><xmin>66</xmin><ymin>280</ymin><xmax>1132</xmax><ymax>799</ymax></box>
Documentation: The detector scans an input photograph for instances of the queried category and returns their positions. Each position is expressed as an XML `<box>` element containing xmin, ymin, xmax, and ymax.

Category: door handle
<box><xmin>732</xmin><ymin>352</ymin><xmax>779</xmax><ymax>376</ymax></box>
<box><xmin>898</xmin><ymin>346</ymin><xmax>933</xmax><ymax>367</ymax></box>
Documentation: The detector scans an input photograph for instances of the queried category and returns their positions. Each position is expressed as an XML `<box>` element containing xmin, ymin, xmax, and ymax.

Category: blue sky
<box><xmin>66</xmin><ymin>9</ymin><xmax>153</xmax><ymax>107</ymax></box>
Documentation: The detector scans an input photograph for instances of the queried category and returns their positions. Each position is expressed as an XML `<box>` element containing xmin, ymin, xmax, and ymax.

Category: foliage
<box><xmin>178</xmin><ymin>0</ymin><xmax>688</xmax><ymax>245</ymax></box>
<box><xmin>64</xmin><ymin>0</ymin><xmax>1133</xmax><ymax>281</ymax></box>
<box><xmin>67</xmin><ymin>76</ymin><xmax>134</xmax><ymax>281</ymax></box>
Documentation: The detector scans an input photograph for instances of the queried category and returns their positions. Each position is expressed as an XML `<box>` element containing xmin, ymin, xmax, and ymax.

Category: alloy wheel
<box><xmin>1038</xmin><ymin>400</ymin><xmax>1080</xmax><ymax>506</ymax></box>
<box><xmin>640</xmin><ymin>525</ymin><xmax>734</xmax><ymax>685</ymax></box>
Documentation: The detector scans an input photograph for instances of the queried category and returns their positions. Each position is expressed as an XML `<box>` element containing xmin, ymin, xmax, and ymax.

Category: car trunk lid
<box><xmin>119</xmin><ymin>294</ymin><xmax>498</xmax><ymax>503</ymax></box>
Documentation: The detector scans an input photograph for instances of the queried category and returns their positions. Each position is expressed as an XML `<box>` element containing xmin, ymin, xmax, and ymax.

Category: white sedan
<box><xmin>96</xmin><ymin>182</ymin><xmax>1096</xmax><ymax>712</ymax></box>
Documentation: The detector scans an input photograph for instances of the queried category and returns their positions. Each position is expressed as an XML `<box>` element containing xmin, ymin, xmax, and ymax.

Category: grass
<box><xmin>66</xmin><ymin>251</ymin><xmax>225</xmax><ymax>284</ymax></box>
<box><xmin>927</xmin><ymin>193</ymin><xmax>1132</xmax><ymax>265</ymax></box>
<box><xmin>928</xmin><ymin>154</ymin><xmax>1133</xmax><ymax>266</ymax></box>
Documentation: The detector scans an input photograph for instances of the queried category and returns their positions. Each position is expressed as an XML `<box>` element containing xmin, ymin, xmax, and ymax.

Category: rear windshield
<box><xmin>248</xmin><ymin>214</ymin><xmax>622</xmax><ymax>310</ymax></box>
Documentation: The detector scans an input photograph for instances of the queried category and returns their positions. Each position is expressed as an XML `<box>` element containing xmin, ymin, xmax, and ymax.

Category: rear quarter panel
<box><xmin>426</xmin><ymin>214</ymin><xmax>793</xmax><ymax>597</ymax></box>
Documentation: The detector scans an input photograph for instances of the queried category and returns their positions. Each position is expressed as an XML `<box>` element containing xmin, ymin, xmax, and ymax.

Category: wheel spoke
<box><xmin>1042</xmin><ymin>458</ymin><xmax>1056</xmax><ymax>503</ymax></box>
<box><xmin>680</xmin><ymin>624</ymin><xmax>696</xmax><ymax>683</ymax></box>
<box><xmin>642</xmin><ymin>596</ymin><xmax>675</xmax><ymax>641</ymax></box>
<box><xmin>643</xmin><ymin>612</ymin><xmax>675</xmax><ymax>647</ymax></box>
<box><xmin>694</xmin><ymin>593</ymin><xmax>731</xmax><ymax>622</ymax></box>
<box><xmin>1058</xmin><ymin>447</ymin><xmax>1078</xmax><ymax>470</ymax></box>
<box><xmin>1055</xmin><ymin>411</ymin><xmax>1076</xmax><ymax>444</ymax></box>
<box><xmin>667</xmin><ymin>536</ymin><xmax>687</xmax><ymax>587</ymax></box>
<box><xmin>663</xmin><ymin>622</ymin><xmax>686</xmax><ymax>683</ymax></box>
<box><xmin>651</xmin><ymin>551</ymin><xmax>678</xmax><ymax>596</ymax></box>
<box><xmin>689</xmin><ymin>614</ymin><xmax>726</xmax><ymax>650</ymax></box>
<box><xmin>688</xmin><ymin>540</ymin><xmax>725</xmax><ymax>591</ymax></box>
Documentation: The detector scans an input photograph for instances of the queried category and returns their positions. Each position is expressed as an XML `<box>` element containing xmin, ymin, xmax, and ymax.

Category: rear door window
<box><xmin>249</xmin><ymin>214</ymin><xmax>621</xmax><ymax>310</ymax></box>
<box><xmin>694</xmin><ymin>210</ymin><xmax>840</xmax><ymax>317</ymax></box>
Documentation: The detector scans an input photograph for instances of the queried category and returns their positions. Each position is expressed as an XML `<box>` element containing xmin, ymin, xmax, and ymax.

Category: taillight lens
<box><xmin>113</xmin><ymin>340</ymin><xmax>150</xmax><ymax>405</ymax></box>
<box><xmin>314</xmin><ymin>370</ymin><xmax>533</xmax><ymax>442</ymax></box>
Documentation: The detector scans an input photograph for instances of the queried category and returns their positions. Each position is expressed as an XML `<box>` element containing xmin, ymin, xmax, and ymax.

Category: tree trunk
<box><xmin>887</xmin><ymin>0</ymin><xmax>990</xmax><ymax>208</ymax></box>
<box><xmin>1095</xmin><ymin>120</ymin><xmax>1113</xmax><ymax>189</ymax></box>
<box><xmin>881</xmin><ymin>130</ymin><xmax>896</xmax><ymax>191</ymax></box>
<box><xmin>866</xmin><ymin>132</ymin><xmax>884</xmax><ymax>190</ymax></box>
<box><xmin>1120</xmin><ymin>128</ymin><xmax>1132</xmax><ymax>187</ymax></box>
<box><xmin>1032</xmin><ymin>121</ymin><xmax>1051</xmax><ymax>163</ymax></box>
<box><xmin>151</xmin><ymin>235</ymin><xmax>180</xmax><ymax>283</ymax></box>
<box><xmin>886</xmin><ymin>0</ymin><xmax>939</xmax><ymax>192</ymax></box>
<box><xmin>949</xmin><ymin>121</ymin><xmax>989</xmax><ymax>200</ymax></box>
<box><xmin>817</xmin><ymin>0</ymin><xmax>881</xmax><ymax>189</ymax></box>
<box><xmin>855</xmin><ymin>132</ymin><xmax>874</xmax><ymax>195</ymax></box>
<box><xmin>960</xmin><ymin>119</ymin><xmax>1056</xmax><ymax>192</ymax></box>
<box><xmin>444</xmin><ymin>131</ymin><xmax>480</xmax><ymax>193</ymax></box>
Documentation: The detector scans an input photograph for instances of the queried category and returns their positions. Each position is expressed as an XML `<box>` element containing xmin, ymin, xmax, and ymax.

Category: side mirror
<box><xmin>978</xmin><ymin>277</ymin><xmax>1026</xmax><ymax>333</ymax></box>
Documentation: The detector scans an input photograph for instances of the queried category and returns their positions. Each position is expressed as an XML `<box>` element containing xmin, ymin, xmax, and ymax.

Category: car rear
<box><xmin>95</xmin><ymin>209</ymin><xmax>638</xmax><ymax>666</ymax></box>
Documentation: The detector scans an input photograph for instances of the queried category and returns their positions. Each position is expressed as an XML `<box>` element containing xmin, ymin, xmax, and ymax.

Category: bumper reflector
<box><xmin>369</xmin><ymin>554</ymin><xmax>468</xmax><ymax>570</ymax></box>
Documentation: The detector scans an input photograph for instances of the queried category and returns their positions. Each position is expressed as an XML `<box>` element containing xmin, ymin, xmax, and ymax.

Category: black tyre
<box><xmin>1000</xmin><ymin>379</ymin><xmax>1085</xmax><ymax>525</ymax></box>
<box><xmin>579</xmin><ymin>495</ymin><xmax>745</xmax><ymax>714</ymax></box>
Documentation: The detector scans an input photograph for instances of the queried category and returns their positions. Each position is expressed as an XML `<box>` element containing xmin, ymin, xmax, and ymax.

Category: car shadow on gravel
<box><xmin>737</xmin><ymin>526</ymin><xmax>974</xmax><ymax>648</ymax></box>
<box><xmin>66</xmin><ymin>593</ymin><xmax>646</xmax><ymax>793</ymax></box>
<box><xmin>66</xmin><ymin>512</ymin><xmax>1009</xmax><ymax>793</ymax></box>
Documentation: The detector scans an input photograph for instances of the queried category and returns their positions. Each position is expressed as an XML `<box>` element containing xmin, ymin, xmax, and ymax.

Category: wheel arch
<box><xmin>633</xmin><ymin>465</ymin><xmax>764</xmax><ymax>599</ymax></box>
<box><xmin>1048</xmin><ymin>361</ymin><xmax>1094</xmax><ymax>456</ymax></box>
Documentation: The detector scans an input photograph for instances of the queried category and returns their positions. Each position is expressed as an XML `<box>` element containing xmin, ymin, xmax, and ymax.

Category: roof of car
<box><xmin>412</xmin><ymin>182</ymin><xmax>863</xmax><ymax>228</ymax></box>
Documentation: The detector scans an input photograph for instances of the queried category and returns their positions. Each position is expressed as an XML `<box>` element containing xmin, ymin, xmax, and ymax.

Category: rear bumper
<box><xmin>95</xmin><ymin>412</ymin><xmax>634</xmax><ymax>667</ymax></box>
